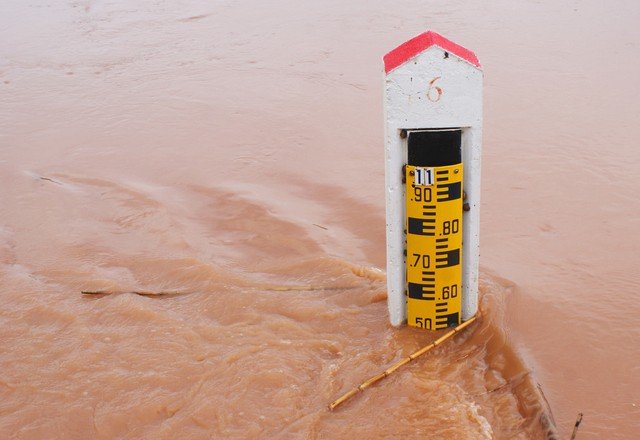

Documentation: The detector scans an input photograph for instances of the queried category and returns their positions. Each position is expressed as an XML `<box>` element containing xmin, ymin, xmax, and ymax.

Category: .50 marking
<box><xmin>415</xmin><ymin>317</ymin><xmax>432</xmax><ymax>330</ymax></box>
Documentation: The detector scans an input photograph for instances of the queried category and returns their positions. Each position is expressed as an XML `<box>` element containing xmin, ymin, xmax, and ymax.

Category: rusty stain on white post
<box><xmin>383</xmin><ymin>31</ymin><xmax>483</xmax><ymax>326</ymax></box>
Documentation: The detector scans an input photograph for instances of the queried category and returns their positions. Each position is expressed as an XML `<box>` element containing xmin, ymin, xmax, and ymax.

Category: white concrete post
<box><xmin>383</xmin><ymin>31</ymin><xmax>483</xmax><ymax>327</ymax></box>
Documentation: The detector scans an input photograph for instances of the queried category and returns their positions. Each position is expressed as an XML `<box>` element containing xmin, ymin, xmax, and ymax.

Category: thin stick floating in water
<box><xmin>264</xmin><ymin>285</ymin><xmax>357</xmax><ymax>292</ymax></box>
<box><xmin>328</xmin><ymin>315</ymin><xmax>478</xmax><ymax>411</ymax></box>
<box><xmin>570</xmin><ymin>413</ymin><xmax>583</xmax><ymax>440</ymax></box>
<box><xmin>81</xmin><ymin>284</ymin><xmax>356</xmax><ymax>297</ymax></box>
<box><xmin>81</xmin><ymin>290</ymin><xmax>187</xmax><ymax>296</ymax></box>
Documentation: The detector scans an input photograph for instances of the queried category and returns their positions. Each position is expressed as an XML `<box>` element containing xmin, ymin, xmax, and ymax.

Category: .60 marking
<box><xmin>442</xmin><ymin>284</ymin><xmax>458</xmax><ymax>299</ymax></box>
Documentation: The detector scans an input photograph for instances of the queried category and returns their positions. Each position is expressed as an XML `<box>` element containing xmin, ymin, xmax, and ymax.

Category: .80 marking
<box><xmin>442</xmin><ymin>219</ymin><xmax>459</xmax><ymax>235</ymax></box>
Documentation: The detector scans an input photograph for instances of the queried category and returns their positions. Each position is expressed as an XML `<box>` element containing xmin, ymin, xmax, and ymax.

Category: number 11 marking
<box><xmin>414</xmin><ymin>167</ymin><xmax>434</xmax><ymax>186</ymax></box>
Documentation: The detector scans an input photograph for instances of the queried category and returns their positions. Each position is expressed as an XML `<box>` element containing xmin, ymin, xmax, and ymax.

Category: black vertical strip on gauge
<box><xmin>407</xmin><ymin>129</ymin><xmax>462</xmax><ymax>167</ymax></box>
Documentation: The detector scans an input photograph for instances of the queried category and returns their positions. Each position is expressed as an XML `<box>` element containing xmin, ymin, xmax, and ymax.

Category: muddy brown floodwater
<box><xmin>1</xmin><ymin>0</ymin><xmax>639</xmax><ymax>438</ymax></box>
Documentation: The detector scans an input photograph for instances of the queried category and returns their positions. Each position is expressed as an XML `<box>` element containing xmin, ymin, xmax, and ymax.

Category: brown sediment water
<box><xmin>1</xmin><ymin>1</ymin><xmax>639</xmax><ymax>438</ymax></box>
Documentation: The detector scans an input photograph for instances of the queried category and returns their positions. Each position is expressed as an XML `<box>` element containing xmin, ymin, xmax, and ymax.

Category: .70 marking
<box><xmin>411</xmin><ymin>253</ymin><xmax>430</xmax><ymax>268</ymax></box>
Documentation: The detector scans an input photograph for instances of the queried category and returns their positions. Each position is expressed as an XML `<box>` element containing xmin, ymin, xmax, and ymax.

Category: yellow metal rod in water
<box><xmin>328</xmin><ymin>315</ymin><xmax>478</xmax><ymax>411</ymax></box>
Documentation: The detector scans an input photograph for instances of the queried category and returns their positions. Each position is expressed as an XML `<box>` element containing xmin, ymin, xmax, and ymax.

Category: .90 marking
<box><xmin>413</xmin><ymin>187</ymin><xmax>432</xmax><ymax>202</ymax></box>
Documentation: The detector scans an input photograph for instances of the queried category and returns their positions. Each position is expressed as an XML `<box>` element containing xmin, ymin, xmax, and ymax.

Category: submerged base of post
<box><xmin>328</xmin><ymin>315</ymin><xmax>478</xmax><ymax>411</ymax></box>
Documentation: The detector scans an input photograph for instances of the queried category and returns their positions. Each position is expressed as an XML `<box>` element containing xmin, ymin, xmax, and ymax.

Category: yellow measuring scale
<box><xmin>405</xmin><ymin>163</ymin><xmax>463</xmax><ymax>330</ymax></box>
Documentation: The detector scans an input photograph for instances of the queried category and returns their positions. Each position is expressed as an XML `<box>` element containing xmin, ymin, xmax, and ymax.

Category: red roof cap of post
<box><xmin>383</xmin><ymin>31</ymin><xmax>481</xmax><ymax>74</ymax></box>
